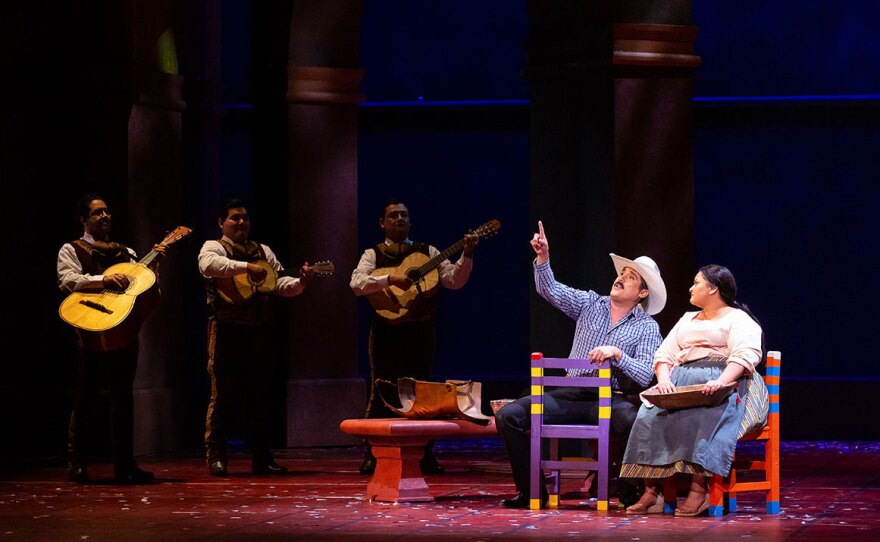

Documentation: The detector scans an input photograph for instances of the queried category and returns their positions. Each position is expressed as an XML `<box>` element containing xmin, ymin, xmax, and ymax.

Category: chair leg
<box><xmin>708</xmin><ymin>473</ymin><xmax>727</xmax><ymax>517</ymax></box>
<box><xmin>529</xmin><ymin>424</ymin><xmax>543</xmax><ymax>510</ymax></box>
<box><xmin>596</xmin><ymin>437</ymin><xmax>609</xmax><ymax>511</ymax></box>
<box><xmin>767</xmin><ymin>433</ymin><xmax>781</xmax><ymax>514</ymax></box>
<box><xmin>548</xmin><ymin>471</ymin><xmax>559</xmax><ymax>509</ymax></box>
<box><xmin>662</xmin><ymin>476</ymin><xmax>677</xmax><ymax>515</ymax></box>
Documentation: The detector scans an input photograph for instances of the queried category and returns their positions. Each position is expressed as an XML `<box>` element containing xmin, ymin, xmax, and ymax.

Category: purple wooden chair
<box><xmin>529</xmin><ymin>352</ymin><xmax>612</xmax><ymax>510</ymax></box>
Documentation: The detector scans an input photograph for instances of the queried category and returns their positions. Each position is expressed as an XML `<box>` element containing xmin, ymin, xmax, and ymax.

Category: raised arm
<box><xmin>530</xmin><ymin>220</ymin><xmax>549</xmax><ymax>264</ymax></box>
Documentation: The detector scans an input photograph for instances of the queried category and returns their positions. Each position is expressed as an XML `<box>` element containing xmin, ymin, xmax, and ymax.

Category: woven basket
<box><xmin>641</xmin><ymin>384</ymin><xmax>735</xmax><ymax>410</ymax></box>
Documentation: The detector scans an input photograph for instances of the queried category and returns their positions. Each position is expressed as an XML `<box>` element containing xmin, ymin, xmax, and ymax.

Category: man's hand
<box><xmin>299</xmin><ymin>262</ymin><xmax>313</xmax><ymax>287</ymax></box>
<box><xmin>588</xmin><ymin>345</ymin><xmax>621</xmax><ymax>366</ymax></box>
<box><xmin>103</xmin><ymin>273</ymin><xmax>130</xmax><ymax>291</ymax></box>
<box><xmin>463</xmin><ymin>231</ymin><xmax>479</xmax><ymax>258</ymax></box>
<box><xmin>530</xmin><ymin>220</ymin><xmax>549</xmax><ymax>264</ymax></box>
<box><xmin>246</xmin><ymin>262</ymin><xmax>268</xmax><ymax>283</ymax></box>
<box><xmin>389</xmin><ymin>274</ymin><xmax>413</xmax><ymax>290</ymax></box>
<box><xmin>148</xmin><ymin>243</ymin><xmax>167</xmax><ymax>271</ymax></box>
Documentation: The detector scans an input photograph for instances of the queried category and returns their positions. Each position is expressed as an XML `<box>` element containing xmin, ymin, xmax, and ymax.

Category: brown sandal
<box><xmin>626</xmin><ymin>493</ymin><xmax>664</xmax><ymax>515</ymax></box>
<box><xmin>674</xmin><ymin>494</ymin><xmax>709</xmax><ymax>517</ymax></box>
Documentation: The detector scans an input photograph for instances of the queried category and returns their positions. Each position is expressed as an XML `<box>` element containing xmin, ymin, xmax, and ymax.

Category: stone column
<box><xmin>528</xmin><ymin>3</ymin><xmax>699</xmax><ymax>351</ymax></box>
<box><xmin>613</xmin><ymin>21</ymin><xmax>700</xmax><ymax>331</ymax></box>
<box><xmin>125</xmin><ymin>2</ymin><xmax>188</xmax><ymax>455</ymax></box>
<box><xmin>285</xmin><ymin>2</ymin><xmax>365</xmax><ymax>446</ymax></box>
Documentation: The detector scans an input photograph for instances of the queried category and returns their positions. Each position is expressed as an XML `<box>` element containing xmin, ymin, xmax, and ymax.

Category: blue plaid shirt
<box><xmin>534</xmin><ymin>260</ymin><xmax>661</xmax><ymax>393</ymax></box>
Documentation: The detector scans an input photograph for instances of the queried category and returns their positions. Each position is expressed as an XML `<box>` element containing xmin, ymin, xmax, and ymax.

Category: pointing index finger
<box><xmin>538</xmin><ymin>220</ymin><xmax>545</xmax><ymax>239</ymax></box>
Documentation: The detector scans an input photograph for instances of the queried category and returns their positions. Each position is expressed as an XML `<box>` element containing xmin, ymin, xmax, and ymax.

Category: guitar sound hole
<box><xmin>405</xmin><ymin>269</ymin><xmax>422</xmax><ymax>282</ymax></box>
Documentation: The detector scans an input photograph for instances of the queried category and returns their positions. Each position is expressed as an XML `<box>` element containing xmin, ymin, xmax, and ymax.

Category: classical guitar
<box><xmin>367</xmin><ymin>219</ymin><xmax>501</xmax><ymax>321</ymax></box>
<box><xmin>58</xmin><ymin>226</ymin><xmax>192</xmax><ymax>350</ymax></box>
<box><xmin>215</xmin><ymin>260</ymin><xmax>335</xmax><ymax>304</ymax></box>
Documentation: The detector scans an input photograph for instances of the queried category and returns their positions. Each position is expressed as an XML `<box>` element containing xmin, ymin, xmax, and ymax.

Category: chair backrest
<box><xmin>765</xmin><ymin>350</ymin><xmax>781</xmax><ymax>431</ymax></box>
<box><xmin>529</xmin><ymin>352</ymin><xmax>613</xmax><ymax>511</ymax></box>
<box><xmin>529</xmin><ymin>351</ymin><xmax>611</xmax><ymax>390</ymax></box>
<box><xmin>529</xmin><ymin>352</ymin><xmax>612</xmax><ymax>430</ymax></box>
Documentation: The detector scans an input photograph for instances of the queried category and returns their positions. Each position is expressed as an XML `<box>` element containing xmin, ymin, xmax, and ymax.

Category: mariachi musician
<box><xmin>56</xmin><ymin>193</ymin><xmax>166</xmax><ymax>484</ymax></box>
<box><xmin>197</xmin><ymin>197</ymin><xmax>313</xmax><ymax>477</ymax></box>
<box><xmin>349</xmin><ymin>198</ymin><xmax>480</xmax><ymax>475</ymax></box>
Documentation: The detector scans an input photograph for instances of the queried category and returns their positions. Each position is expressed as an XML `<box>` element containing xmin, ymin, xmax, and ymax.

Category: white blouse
<box><xmin>653</xmin><ymin>308</ymin><xmax>763</xmax><ymax>374</ymax></box>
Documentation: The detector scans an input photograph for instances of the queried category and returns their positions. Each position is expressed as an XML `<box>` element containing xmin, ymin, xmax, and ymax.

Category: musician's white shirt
<box><xmin>57</xmin><ymin>232</ymin><xmax>138</xmax><ymax>293</ymax></box>
<box><xmin>198</xmin><ymin>235</ymin><xmax>303</xmax><ymax>297</ymax></box>
<box><xmin>349</xmin><ymin>238</ymin><xmax>473</xmax><ymax>296</ymax></box>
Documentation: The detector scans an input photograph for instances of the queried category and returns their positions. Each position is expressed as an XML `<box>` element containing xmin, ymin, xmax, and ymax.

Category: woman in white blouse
<box><xmin>620</xmin><ymin>264</ymin><xmax>768</xmax><ymax>517</ymax></box>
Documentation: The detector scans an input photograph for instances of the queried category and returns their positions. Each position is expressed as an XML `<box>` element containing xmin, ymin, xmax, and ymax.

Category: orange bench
<box><xmin>339</xmin><ymin>418</ymin><xmax>499</xmax><ymax>503</ymax></box>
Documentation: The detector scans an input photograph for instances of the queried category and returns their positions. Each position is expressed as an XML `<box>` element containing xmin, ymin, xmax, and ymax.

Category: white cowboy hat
<box><xmin>609</xmin><ymin>253</ymin><xmax>667</xmax><ymax>315</ymax></box>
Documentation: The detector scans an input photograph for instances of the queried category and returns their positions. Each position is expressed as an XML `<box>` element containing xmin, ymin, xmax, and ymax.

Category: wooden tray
<box><xmin>641</xmin><ymin>384</ymin><xmax>735</xmax><ymax>410</ymax></box>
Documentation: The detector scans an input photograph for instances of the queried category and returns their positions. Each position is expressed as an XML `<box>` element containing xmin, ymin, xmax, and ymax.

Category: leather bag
<box><xmin>375</xmin><ymin>377</ymin><xmax>493</xmax><ymax>425</ymax></box>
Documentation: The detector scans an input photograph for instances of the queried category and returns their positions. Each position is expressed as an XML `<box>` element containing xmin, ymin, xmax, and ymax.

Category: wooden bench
<box><xmin>339</xmin><ymin>417</ymin><xmax>499</xmax><ymax>503</ymax></box>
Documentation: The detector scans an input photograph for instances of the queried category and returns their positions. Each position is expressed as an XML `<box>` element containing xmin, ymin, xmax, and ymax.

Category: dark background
<box><xmin>2</xmin><ymin>1</ymin><xmax>878</xmax><ymax>465</ymax></box>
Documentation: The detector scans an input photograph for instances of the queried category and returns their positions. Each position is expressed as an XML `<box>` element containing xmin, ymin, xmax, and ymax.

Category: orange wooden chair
<box><xmin>708</xmin><ymin>350</ymin><xmax>782</xmax><ymax>515</ymax></box>
<box><xmin>661</xmin><ymin>350</ymin><xmax>781</xmax><ymax>515</ymax></box>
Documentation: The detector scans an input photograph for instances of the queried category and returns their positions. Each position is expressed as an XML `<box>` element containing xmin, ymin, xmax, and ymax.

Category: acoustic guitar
<box><xmin>58</xmin><ymin>226</ymin><xmax>192</xmax><ymax>351</ymax></box>
<box><xmin>215</xmin><ymin>260</ymin><xmax>334</xmax><ymax>304</ymax></box>
<box><xmin>367</xmin><ymin>219</ymin><xmax>501</xmax><ymax>321</ymax></box>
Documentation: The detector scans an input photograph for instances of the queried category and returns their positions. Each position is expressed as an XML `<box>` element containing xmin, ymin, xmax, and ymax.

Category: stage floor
<box><xmin>1</xmin><ymin>439</ymin><xmax>878</xmax><ymax>541</ymax></box>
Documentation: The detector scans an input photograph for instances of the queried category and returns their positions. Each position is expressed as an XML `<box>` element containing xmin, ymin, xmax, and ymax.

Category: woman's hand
<box><xmin>702</xmin><ymin>379</ymin><xmax>727</xmax><ymax>395</ymax></box>
<box><xmin>655</xmin><ymin>379</ymin><xmax>676</xmax><ymax>394</ymax></box>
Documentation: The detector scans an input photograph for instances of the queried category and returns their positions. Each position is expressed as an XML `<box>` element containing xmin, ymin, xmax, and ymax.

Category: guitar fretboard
<box><xmin>414</xmin><ymin>238</ymin><xmax>467</xmax><ymax>279</ymax></box>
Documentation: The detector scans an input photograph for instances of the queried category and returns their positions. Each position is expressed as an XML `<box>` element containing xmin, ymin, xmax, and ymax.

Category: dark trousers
<box><xmin>205</xmin><ymin>319</ymin><xmax>275</xmax><ymax>463</ymax></box>
<box><xmin>364</xmin><ymin>317</ymin><xmax>435</xmax><ymax>419</ymax></box>
<box><xmin>68</xmin><ymin>341</ymin><xmax>139</xmax><ymax>466</ymax></box>
<box><xmin>495</xmin><ymin>387</ymin><xmax>641</xmax><ymax>494</ymax></box>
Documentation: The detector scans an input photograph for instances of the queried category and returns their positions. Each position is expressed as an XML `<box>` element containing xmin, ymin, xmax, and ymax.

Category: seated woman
<box><xmin>619</xmin><ymin>264</ymin><xmax>768</xmax><ymax>517</ymax></box>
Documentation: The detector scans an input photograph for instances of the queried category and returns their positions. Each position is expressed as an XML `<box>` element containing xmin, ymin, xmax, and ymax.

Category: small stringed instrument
<box><xmin>367</xmin><ymin>219</ymin><xmax>501</xmax><ymax>321</ymax></box>
<box><xmin>215</xmin><ymin>260</ymin><xmax>335</xmax><ymax>304</ymax></box>
<box><xmin>58</xmin><ymin>226</ymin><xmax>192</xmax><ymax>351</ymax></box>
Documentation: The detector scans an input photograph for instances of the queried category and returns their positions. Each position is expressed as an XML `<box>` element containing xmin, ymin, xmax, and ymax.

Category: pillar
<box><xmin>285</xmin><ymin>1</ymin><xmax>365</xmax><ymax>446</ymax></box>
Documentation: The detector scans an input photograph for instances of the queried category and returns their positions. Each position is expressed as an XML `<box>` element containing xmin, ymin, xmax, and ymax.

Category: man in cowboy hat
<box><xmin>495</xmin><ymin>220</ymin><xmax>666</xmax><ymax>508</ymax></box>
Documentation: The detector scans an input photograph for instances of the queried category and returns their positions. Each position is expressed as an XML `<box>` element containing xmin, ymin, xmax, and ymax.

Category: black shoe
<box><xmin>617</xmin><ymin>478</ymin><xmax>640</xmax><ymax>508</ymax></box>
<box><xmin>359</xmin><ymin>445</ymin><xmax>376</xmax><ymax>475</ymax></box>
<box><xmin>500</xmin><ymin>492</ymin><xmax>547</xmax><ymax>509</ymax></box>
<box><xmin>114</xmin><ymin>462</ymin><xmax>154</xmax><ymax>484</ymax></box>
<box><xmin>252</xmin><ymin>458</ymin><xmax>288</xmax><ymax>474</ymax></box>
<box><xmin>68</xmin><ymin>461</ymin><xmax>89</xmax><ymax>484</ymax></box>
<box><xmin>208</xmin><ymin>459</ymin><xmax>228</xmax><ymax>477</ymax></box>
<box><xmin>359</xmin><ymin>455</ymin><xmax>376</xmax><ymax>475</ymax></box>
<box><xmin>419</xmin><ymin>452</ymin><xmax>445</xmax><ymax>475</ymax></box>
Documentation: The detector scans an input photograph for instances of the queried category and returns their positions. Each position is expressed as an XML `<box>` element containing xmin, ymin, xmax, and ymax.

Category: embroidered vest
<box><xmin>208</xmin><ymin>239</ymin><xmax>273</xmax><ymax>325</ymax></box>
<box><xmin>71</xmin><ymin>239</ymin><xmax>133</xmax><ymax>275</ymax></box>
<box><xmin>373</xmin><ymin>241</ymin><xmax>439</xmax><ymax>322</ymax></box>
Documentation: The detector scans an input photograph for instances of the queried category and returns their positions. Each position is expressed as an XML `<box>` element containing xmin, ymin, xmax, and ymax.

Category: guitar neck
<box><xmin>414</xmin><ymin>238</ymin><xmax>466</xmax><ymax>278</ymax></box>
<box><xmin>134</xmin><ymin>226</ymin><xmax>192</xmax><ymax>268</ymax></box>
<box><xmin>139</xmin><ymin>249</ymin><xmax>160</xmax><ymax>268</ymax></box>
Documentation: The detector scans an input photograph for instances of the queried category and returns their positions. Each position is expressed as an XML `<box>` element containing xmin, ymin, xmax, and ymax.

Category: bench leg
<box><xmin>366</xmin><ymin>440</ymin><xmax>433</xmax><ymax>503</ymax></box>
